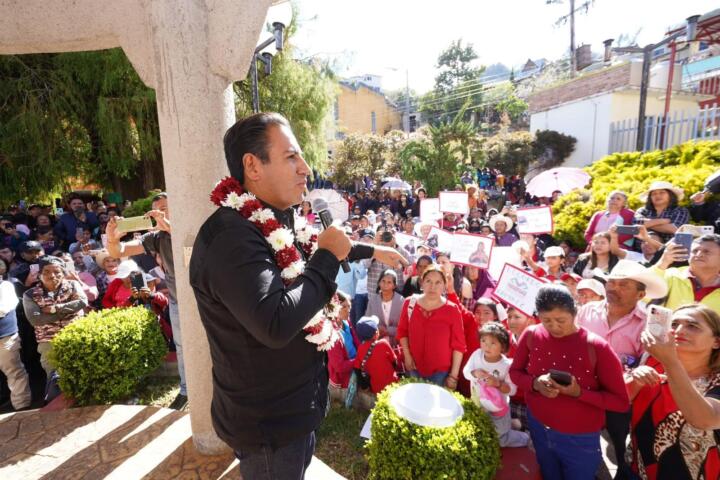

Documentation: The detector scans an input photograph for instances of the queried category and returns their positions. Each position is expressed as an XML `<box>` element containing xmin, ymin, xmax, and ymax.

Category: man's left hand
<box><xmin>372</xmin><ymin>245</ymin><xmax>409</xmax><ymax>268</ymax></box>
<box><xmin>146</xmin><ymin>210</ymin><xmax>171</xmax><ymax>233</ymax></box>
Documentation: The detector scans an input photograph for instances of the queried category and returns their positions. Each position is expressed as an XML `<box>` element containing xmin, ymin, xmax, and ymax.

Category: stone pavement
<box><xmin>0</xmin><ymin>405</ymin><xmax>343</xmax><ymax>480</ymax></box>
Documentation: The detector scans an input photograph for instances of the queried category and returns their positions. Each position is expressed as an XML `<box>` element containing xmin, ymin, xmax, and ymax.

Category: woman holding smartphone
<box><xmin>509</xmin><ymin>285</ymin><xmax>629</xmax><ymax>480</ymax></box>
<box><xmin>627</xmin><ymin>304</ymin><xmax>720</xmax><ymax>480</ymax></box>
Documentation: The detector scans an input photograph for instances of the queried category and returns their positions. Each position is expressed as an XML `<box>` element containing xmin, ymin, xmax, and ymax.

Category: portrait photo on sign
<box><xmin>426</xmin><ymin>226</ymin><xmax>454</xmax><ymax>252</ymax></box>
<box><xmin>395</xmin><ymin>233</ymin><xmax>421</xmax><ymax>256</ymax></box>
<box><xmin>450</xmin><ymin>232</ymin><xmax>494</xmax><ymax>269</ymax></box>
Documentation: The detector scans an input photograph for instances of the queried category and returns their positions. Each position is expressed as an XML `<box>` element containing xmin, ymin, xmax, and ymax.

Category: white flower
<box><xmin>221</xmin><ymin>191</ymin><xmax>244</xmax><ymax>210</ymax></box>
<box><xmin>311</xmin><ymin>243</ymin><xmax>318</xmax><ymax>256</ymax></box>
<box><xmin>267</xmin><ymin>227</ymin><xmax>295</xmax><ymax>252</ymax></box>
<box><xmin>317</xmin><ymin>330</ymin><xmax>341</xmax><ymax>351</ymax></box>
<box><xmin>294</xmin><ymin>215</ymin><xmax>307</xmax><ymax>230</ymax></box>
<box><xmin>281</xmin><ymin>260</ymin><xmax>305</xmax><ymax>280</ymax></box>
<box><xmin>305</xmin><ymin>319</ymin><xmax>333</xmax><ymax>345</ymax></box>
<box><xmin>249</xmin><ymin>208</ymin><xmax>275</xmax><ymax>224</ymax></box>
<box><xmin>295</xmin><ymin>226</ymin><xmax>318</xmax><ymax>245</ymax></box>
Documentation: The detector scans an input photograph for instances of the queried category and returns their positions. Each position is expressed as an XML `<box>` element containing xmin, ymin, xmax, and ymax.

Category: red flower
<box><xmin>259</xmin><ymin>218</ymin><xmax>281</xmax><ymax>237</ymax></box>
<box><xmin>210</xmin><ymin>176</ymin><xmax>243</xmax><ymax>206</ymax></box>
<box><xmin>304</xmin><ymin>322</ymin><xmax>324</xmax><ymax>336</ymax></box>
<box><xmin>240</xmin><ymin>199</ymin><xmax>263</xmax><ymax>217</ymax></box>
<box><xmin>276</xmin><ymin>246</ymin><xmax>300</xmax><ymax>266</ymax></box>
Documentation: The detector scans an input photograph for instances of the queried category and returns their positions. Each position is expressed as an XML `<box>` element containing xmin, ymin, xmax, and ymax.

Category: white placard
<box><xmin>516</xmin><ymin>206</ymin><xmax>554</xmax><ymax>235</ymax></box>
<box><xmin>492</xmin><ymin>263</ymin><xmax>547</xmax><ymax>317</ymax></box>
<box><xmin>395</xmin><ymin>233</ymin><xmax>421</xmax><ymax>257</ymax></box>
<box><xmin>360</xmin><ymin>413</ymin><xmax>372</xmax><ymax>439</ymax></box>
<box><xmin>439</xmin><ymin>191</ymin><xmax>469</xmax><ymax>215</ymax></box>
<box><xmin>450</xmin><ymin>233</ymin><xmax>494</xmax><ymax>269</ymax></box>
<box><xmin>426</xmin><ymin>226</ymin><xmax>454</xmax><ymax>252</ymax></box>
<box><xmin>420</xmin><ymin>198</ymin><xmax>442</xmax><ymax>222</ymax></box>
<box><xmin>487</xmin><ymin>246</ymin><xmax>523</xmax><ymax>281</ymax></box>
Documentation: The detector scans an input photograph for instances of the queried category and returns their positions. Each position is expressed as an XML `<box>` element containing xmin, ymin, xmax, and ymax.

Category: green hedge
<box><xmin>50</xmin><ymin>307</ymin><xmax>167</xmax><ymax>405</ymax></box>
<box><xmin>121</xmin><ymin>189</ymin><xmax>163</xmax><ymax>217</ymax></box>
<box><xmin>553</xmin><ymin>140</ymin><xmax>720</xmax><ymax>247</ymax></box>
<box><xmin>366</xmin><ymin>379</ymin><xmax>501</xmax><ymax>480</ymax></box>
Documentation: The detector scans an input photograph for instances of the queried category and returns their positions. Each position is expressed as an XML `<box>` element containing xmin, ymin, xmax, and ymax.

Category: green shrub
<box><xmin>121</xmin><ymin>189</ymin><xmax>163</xmax><ymax>217</ymax></box>
<box><xmin>366</xmin><ymin>379</ymin><xmax>501</xmax><ymax>480</ymax></box>
<box><xmin>50</xmin><ymin>307</ymin><xmax>167</xmax><ymax>405</ymax></box>
<box><xmin>553</xmin><ymin>140</ymin><xmax>720</xmax><ymax>248</ymax></box>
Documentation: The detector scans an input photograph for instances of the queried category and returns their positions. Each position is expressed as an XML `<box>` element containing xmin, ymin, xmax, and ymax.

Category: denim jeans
<box><xmin>350</xmin><ymin>293</ymin><xmax>368</xmax><ymax>329</ymax></box>
<box><xmin>168</xmin><ymin>299</ymin><xmax>187</xmax><ymax>396</ymax></box>
<box><xmin>235</xmin><ymin>431</ymin><xmax>315</xmax><ymax>480</ymax></box>
<box><xmin>408</xmin><ymin>370</ymin><xmax>448</xmax><ymax>386</ymax></box>
<box><xmin>527</xmin><ymin>410</ymin><xmax>602</xmax><ymax>480</ymax></box>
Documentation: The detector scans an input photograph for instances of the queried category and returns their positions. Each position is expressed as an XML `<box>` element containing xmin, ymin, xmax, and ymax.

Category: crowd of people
<box><xmin>317</xmin><ymin>173</ymin><xmax>720</xmax><ymax>480</ymax></box>
<box><xmin>2</xmin><ymin>163</ymin><xmax>719</xmax><ymax>479</ymax></box>
<box><xmin>0</xmin><ymin>192</ymin><xmax>187</xmax><ymax>412</ymax></box>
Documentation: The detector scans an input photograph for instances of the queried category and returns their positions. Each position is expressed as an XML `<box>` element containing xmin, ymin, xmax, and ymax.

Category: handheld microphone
<box><xmin>311</xmin><ymin>198</ymin><xmax>350</xmax><ymax>273</ymax></box>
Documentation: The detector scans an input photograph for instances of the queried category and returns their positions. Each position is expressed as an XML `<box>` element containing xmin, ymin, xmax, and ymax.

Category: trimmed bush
<box><xmin>553</xmin><ymin>140</ymin><xmax>720</xmax><ymax>248</ymax></box>
<box><xmin>50</xmin><ymin>307</ymin><xmax>167</xmax><ymax>405</ymax></box>
<box><xmin>366</xmin><ymin>379</ymin><xmax>501</xmax><ymax>480</ymax></box>
<box><xmin>121</xmin><ymin>189</ymin><xmax>163</xmax><ymax>217</ymax></box>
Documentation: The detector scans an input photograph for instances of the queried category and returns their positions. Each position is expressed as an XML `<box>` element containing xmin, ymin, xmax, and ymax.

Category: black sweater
<box><xmin>190</xmin><ymin>206</ymin><xmax>372</xmax><ymax>452</ymax></box>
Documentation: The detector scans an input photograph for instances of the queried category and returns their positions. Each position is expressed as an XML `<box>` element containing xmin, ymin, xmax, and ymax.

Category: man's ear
<box><xmin>242</xmin><ymin>153</ymin><xmax>264</xmax><ymax>183</ymax></box>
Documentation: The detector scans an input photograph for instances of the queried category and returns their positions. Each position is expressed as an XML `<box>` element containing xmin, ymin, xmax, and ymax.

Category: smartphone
<box><xmin>549</xmin><ymin>369</ymin><xmax>573</xmax><ymax>386</ymax></box>
<box><xmin>673</xmin><ymin>232</ymin><xmax>694</xmax><ymax>261</ymax></box>
<box><xmin>646</xmin><ymin>305</ymin><xmax>673</xmax><ymax>339</ymax></box>
<box><xmin>130</xmin><ymin>271</ymin><xmax>146</xmax><ymax>290</ymax></box>
<box><xmin>116</xmin><ymin>216</ymin><xmax>154</xmax><ymax>233</ymax></box>
<box><xmin>616</xmin><ymin>225</ymin><xmax>639</xmax><ymax>236</ymax></box>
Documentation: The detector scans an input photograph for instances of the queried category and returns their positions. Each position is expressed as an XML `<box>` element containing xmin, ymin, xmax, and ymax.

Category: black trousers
<box><xmin>606</xmin><ymin>408</ymin><xmax>632</xmax><ymax>480</ymax></box>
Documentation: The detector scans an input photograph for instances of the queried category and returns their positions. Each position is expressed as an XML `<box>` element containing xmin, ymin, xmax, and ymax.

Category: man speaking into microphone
<box><xmin>190</xmin><ymin>112</ymin><xmax>407</xmax><ymax>480</ymax></box>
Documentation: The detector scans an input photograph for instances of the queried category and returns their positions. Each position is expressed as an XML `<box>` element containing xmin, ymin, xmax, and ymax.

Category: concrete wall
<box><xmin>529</xmin><ymin>93</ymin><xmax>613</xmax><ymax>168</ymax></box>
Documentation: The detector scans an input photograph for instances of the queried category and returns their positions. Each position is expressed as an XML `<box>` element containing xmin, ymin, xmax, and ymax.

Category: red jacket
<box><xmin>353</xmin><ymin>338</ymin><xmax>399</xmax><ymax>394</ymax></box>
<box><xmin>328</xmin><ymin>330</ymin><xmax>358</xmax><ymax>388</ymax></box>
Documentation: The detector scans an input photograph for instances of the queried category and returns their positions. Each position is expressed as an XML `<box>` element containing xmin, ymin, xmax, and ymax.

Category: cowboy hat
<box><xmin>489</xmin><ymin>214</ymin><xmax>513</xmax><ymax>232</ymax></box>
<box><xmin>596</xmin><ymin>260</ymin><xmax>668</xmax><ymax>299</ymax></box>
<box><xmin>94</xmin><ymin>250</ymin><xmax>114</xmax><ymax>268</ymax></box>
<box><xmin>639</xmin><ymin>181</ymin><xmax>685</xmax><ymax>202</ymax></box>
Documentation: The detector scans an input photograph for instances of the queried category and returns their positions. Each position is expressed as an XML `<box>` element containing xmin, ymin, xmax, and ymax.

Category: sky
<box><xmin>263</xmin><ymin>0</ymin><xmax>718</xmax><ymax>94</ymax></box>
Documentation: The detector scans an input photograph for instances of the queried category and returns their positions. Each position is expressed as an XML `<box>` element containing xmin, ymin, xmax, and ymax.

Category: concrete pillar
<box><xmin>0</xmin><ymin>0</ymin><xmax>276</xmax><ymax>455</ymax></box>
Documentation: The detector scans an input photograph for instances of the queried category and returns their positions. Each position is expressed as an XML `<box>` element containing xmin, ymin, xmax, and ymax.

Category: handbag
<box><xmin>354</xmin><ymin>341</ymin><xmax>378</xmax><ymax>390</ymax></box>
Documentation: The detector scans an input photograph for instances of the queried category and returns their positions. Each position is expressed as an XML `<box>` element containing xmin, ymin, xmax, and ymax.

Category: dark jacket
<box><xmin>189</xmin><ymin>205</ymin><xmax>373</xmax><ymax>452</ymax></box>
<box><xmin>53</xmin><ymin>211</ymin><xmax>99</xmax><ymax>248</ymax></box>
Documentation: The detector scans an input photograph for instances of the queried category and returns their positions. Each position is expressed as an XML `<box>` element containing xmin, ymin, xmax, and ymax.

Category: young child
<box><xmin>462</xmin><ymin>323</ymin><xmax>529</xmax><ymax>447</ymax></box>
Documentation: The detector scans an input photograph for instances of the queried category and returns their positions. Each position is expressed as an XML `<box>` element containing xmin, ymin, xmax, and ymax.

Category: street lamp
<box><xmin>250</xmin><ymin>22</ymin><xmax>285</xmax><ymax>113</ymax></box>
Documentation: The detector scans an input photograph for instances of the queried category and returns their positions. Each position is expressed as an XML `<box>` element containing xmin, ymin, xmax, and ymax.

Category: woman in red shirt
<box><xmin>509</xmin><ymin>285</ymin><xmax>629</xmax><ymax>480</ymax></box>
<box><xmin>397</xmin><ymin>264</ymin><xmax>466</xmax><ymax>390</ymax></box>
<box><xmin>101</xmin><ymin>260</ymin><xmax>139</xmax><ymax>308</ymax></box>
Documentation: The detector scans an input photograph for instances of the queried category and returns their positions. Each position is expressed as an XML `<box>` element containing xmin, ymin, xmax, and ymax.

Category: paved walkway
<box><xmin>0</xmin><ymin>405</ymin><xmax>343</xmax><ymax>479</ymax></box>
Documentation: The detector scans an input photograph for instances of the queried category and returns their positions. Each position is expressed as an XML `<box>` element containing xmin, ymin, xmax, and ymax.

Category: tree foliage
<box><xmin>330</xmin><ymin>131</ymin><xmax>408</xmax><ymax>188</ymax></box>
<box><xmin>481</xmin><ymin>125</ymin><xmax>535</xmax><ymax>177</ymax></box>
<box><xmin>420</xmin><ymin>39</ymin><xmax>485</xmax><ymax>125</ymax></box>
<box><xmin>234</xmin><ymin>10</ymin><xmax>337</xmax><ymax>172</ymax></box>
<box><xmin>399</xmin><ymin>107</ymin><xmax>483</xmax><ymax>196</ymax></box>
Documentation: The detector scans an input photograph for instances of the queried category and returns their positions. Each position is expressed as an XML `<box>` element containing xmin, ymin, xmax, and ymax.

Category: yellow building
<box><xmin>335</xmin><ymin>80</ymin><xmax>402</xmax><ymax>136</ymax></box>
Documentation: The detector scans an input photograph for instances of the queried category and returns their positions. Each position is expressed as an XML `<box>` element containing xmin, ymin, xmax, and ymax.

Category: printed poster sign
<box><xmin>492</xmin><ymin>263</ymin><xmax>546</xmax><ymax>317</ymax></box>
<box><xmin>439</xmin><ymin>191</ymin><xmax>469</xmax><ymax>215</ymax></box>
<box><xmin>420</xmin><ymin>198</ymin><xmax>442</xmax><ymax>222</ymax></box>
<box><xmin>426</xmin><ymin>226</ymin><xmax>454</xmax><ymax>253</ymax></box>
<box><xmin>395</xmin><ymin>233</ymin><xmax>421</xmax><ymax>257</ymax></box>
<box><xmin>487</xmin><ymin>246</ymin><xmax>523</xmax><ymax>281</ymax></box>
<box><xmin>516</xmin><ymin>206</ymin><xmax>554</xmax><ymax>235</ymax></box>
<box><xmin>450</xmin><ymin>232</ymin><xmax>494</xmax><ymax>269</ymax></box>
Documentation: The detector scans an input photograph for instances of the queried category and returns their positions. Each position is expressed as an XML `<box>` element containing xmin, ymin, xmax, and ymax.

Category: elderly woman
<box><xmin>365</xmin><ymin>270</ymin><xmax>404</xmax><ymax>346</ymax></box>
<box><xmin>397</xmin><ymin>265</ymin><xmax>466</xmax><ymax>389</ymax></box>
<box><xmin>628</xmin><ymin>304</ymin><xmax>720</xmax><ymax>480</ymax></box>
<box><xmin>585</xmin><ymin>190</ymin><xmax>636</xmax><ymax>248</ymax></box>
<box><xmin>509</xmin><ymin>285</ymin><xmax>629</xmax><ymax>480</ymax></box>
<box><xmin>92</xmin><ymin>250</ymin><xmax>120</xmax><ymax>301</ymax></box>
<box><xmin>634</xmin><ymin>181</ymin><xmax>690</xmax><ymax>241</ymax></box>
<box><xmin>22</xmin><ymin>256</ymin><xmax>88</xmax><ymax>377</ymax></box>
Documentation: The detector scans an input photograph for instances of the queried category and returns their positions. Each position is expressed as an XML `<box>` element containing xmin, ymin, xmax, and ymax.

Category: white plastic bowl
<box><xmin>389</xmin><ymin>383</ymin><xmax>464</xmax><ymax>428</ymax></box>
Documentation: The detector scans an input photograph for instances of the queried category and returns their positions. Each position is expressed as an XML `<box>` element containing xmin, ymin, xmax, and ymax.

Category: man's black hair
<box><xmin>695</xmin><ymin>233</ymin><xmax>720</xmax><ymax>248</ymax></box>
<box><xmin>152</xmin><ymin>192</ymin><xmax>168</xmax><ymax>202</ymax></box>
<box><xmin>223</xmin><ymin>112</ymin><xmax>291</xmax><ymax>184</ymax></box>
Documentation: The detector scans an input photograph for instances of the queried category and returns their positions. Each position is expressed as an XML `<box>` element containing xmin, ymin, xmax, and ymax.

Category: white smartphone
<box><xmin>646</xmin><ymin>305</ymin><xmax>673</xmax><ymax>339</ymax></box>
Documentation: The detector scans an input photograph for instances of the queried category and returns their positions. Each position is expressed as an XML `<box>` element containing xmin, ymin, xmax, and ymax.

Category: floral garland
<box><xmin>210</xmin><ymin>177</ymin><xmax>341</xmax><ymax>351</ymax></box>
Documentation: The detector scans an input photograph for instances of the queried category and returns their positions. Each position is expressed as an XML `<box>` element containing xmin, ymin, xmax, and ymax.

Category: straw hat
<box><xmin>596</xmin><ymin>260</ymin><xmax>668</xmax><ymax>299</ymax></box>
<box><xmin>639</xmin><ymin>181</ymin><xmax>685</xmax><ymax>202</ymax></box>
<box><xmin>94</xmin><ymin>250</ymin><xmax>114</xmax><ymax>268</ymax></box>
<box><xmin>489</xmin><ymin>214</ymin><xmax>513</xmax><ymax>232</ymax></box>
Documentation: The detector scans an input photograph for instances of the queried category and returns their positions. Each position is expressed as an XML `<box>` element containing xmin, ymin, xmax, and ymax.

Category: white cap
<box><xmin>577</xmin><ymin>279</ymin><xmax>606</xmax><ymax>298</ymax></box>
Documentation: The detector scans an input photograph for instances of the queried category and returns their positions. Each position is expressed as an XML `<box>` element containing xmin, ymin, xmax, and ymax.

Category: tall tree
<box><xmin>420</xmin><ymin>39</ymin><xmax>485</xmax><ymax>125</ymax></box>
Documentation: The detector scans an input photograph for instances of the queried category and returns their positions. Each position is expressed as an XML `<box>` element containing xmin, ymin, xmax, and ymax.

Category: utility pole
<box><xmin>569</xmin><ymin>0</ymin><xmax>576</xmax><ymax>77</ymax></box>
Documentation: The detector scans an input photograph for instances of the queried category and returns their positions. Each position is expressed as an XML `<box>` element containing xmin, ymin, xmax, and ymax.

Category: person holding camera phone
<box><xmin>652</xmin><ymin>233</ymin><xmax>720</xmax><ymax>311</ymax></box>
<box><xmin>53</xmin><ymin>195</ymin><xmax>99</xmax><ymax>250</ymax></box>
<box><xmin>0</xmin><ymin>217</ymin><xmax>28</xmax><ymax>252</ymax></box>
<box><xmin>609</xmin><ymin>224</ymin><xmax>664</xmax><ymax>267</ymax></box>
<box><xmin>510</xmin><ymin>285</ymin><xmax>629</xmax><ymax>480</ymax></box>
